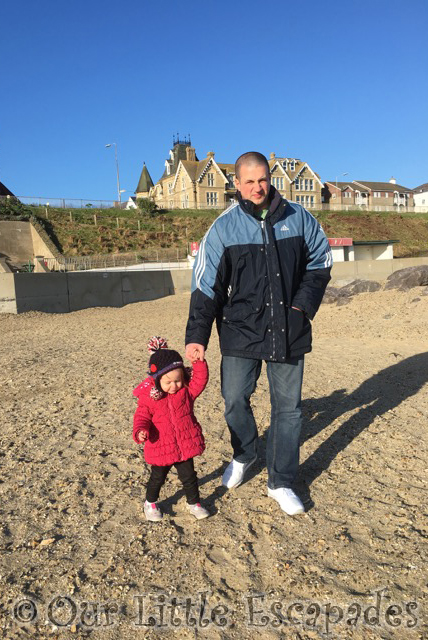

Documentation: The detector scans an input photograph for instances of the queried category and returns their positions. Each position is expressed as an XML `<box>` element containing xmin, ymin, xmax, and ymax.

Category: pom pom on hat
<box><xmin>147</xmin><ymin>336</ymin><xmax>168</xmax><ymax>354</ymax></box>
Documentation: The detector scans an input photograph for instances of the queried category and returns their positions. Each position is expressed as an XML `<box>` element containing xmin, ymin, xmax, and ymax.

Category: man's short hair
<box><xmin>235</xmin><ymin>151</ymin><xmax>270</xmax><ymax>180</ymax></box>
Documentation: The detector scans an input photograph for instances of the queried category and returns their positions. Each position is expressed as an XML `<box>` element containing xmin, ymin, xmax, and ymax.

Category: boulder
<box><xmin>322</xmin><ymin>287</ymin><xmax>341</xmax><ymax>304</ymax></box>
<box><xmin>385</xmin><ymin>265</ymin><xmax>428</xmax><ymax>291</ymax></box>
<box><xmin>338</xmin><ymin>279</ymin><xmax>382</xmax><ymax>297</ymax></box>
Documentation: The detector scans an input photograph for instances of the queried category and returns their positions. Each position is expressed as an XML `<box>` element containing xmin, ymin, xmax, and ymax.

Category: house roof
<box><xmin>135</xmin><ymin>164</ymin><xmax>154</xmax><ymax>193</ymax></box>
<box><xmin>413</xmin><ymin>183</ymin><xmax>428</xmax><ymax>193</ymax></box>
<box><xmin>0</xmin><ymin>181</ymin><xmax>15</xmax><ymax>197</ymax></box>
<box><xmin>325</xmin><ymin>181</ymin><xmax>359</xmax><ymax>191</ymax></box>
<box><xmin>353</xmin><ymin>181</ymin><xmax>412</xmax><ymax>193</ymax></box>
<box><xmin>160</xmin><ymin>143</ymin><xmax>198</xmax><ymax>181</ymax></box>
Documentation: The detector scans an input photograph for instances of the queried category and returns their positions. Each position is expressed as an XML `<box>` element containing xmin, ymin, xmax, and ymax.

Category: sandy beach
<box><xmin>0</xmin><ymin>288</ymin><xmax>427</xmax><ymax>639</ymax></box>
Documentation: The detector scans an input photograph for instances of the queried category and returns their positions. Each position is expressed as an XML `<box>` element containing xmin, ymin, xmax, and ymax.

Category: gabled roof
<box><xmin>294</xmin><ymin>163</ymin><xmax>323</xmax><ymax>186</ymax></box>
<box><xmin>413</xmin><ymin>183</ymin><xmax>428</xmax><ymax>193</ymax></box>
<box><xmin>135</xmin><ymin>164</ymin><xmax>154</xmax><ymax>193</ymax></box>
<box><xmin>325</xmin><ymin>181</ymin><xmax>358</xmax><ymax>191</ymax></box>
<box><xmin>0</xmin><ymin>181</ymin><xmax>15</xmax><ymax>197</ymax></box>
<box><xmin>354</xmin><ymin>181</ymin><xmax>412</xmax><ymax>193</ymax></box>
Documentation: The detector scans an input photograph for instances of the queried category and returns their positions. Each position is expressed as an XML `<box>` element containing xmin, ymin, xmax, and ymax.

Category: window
<box><xmin>228</xmin><ymin>174</ymin><xmax>235</xmax><ymax>188</ymax></box>
<box><xmin>169</xmin><ymin>200</ymin><xmax>173</xmax><ymax>208</ymax></box>
<box><xmin>289</xmin><ymin>160</ymin><xmax>295</xmax><ymax>171</ymax></box>
<box><xmin>309</xmin><ymin>179</ymin><xmax>314</xmax><ymax>191</ymax></box>
<box><xmin>206</xmin><ymin>192</ymin><xmax>218</xmax><ymax>205</ymax></box>
<box><xmin>282</xmin><ymin>160</ymin><xmax>287</xmax><ymax>170</ymax></box>
<box><xmin>181</xmin><ymin>177</ymin><xmax>186</xmax><ymax>190</ymax></box>
<box><xmin>168</xmin><ymin>182</ymin><xmax>173</xmax><ymax>194</ymax></box>
<box><xmin>344</xmin><ymin>191</ymin><xmax>352</xmax><ymax>199</ymax></box>
<box><xmin>374</xmin><ymin>192</ymin><xmax>381</xmax><ymax>198</ymax></box>
<box><xmin>296</xmin><ymin>195</ymin><xmax>300</xmax><ymax>203</ymax></box>
<box><xmin>295</xmin><ymin>178</ymin><xmax>300</xmax><ymax>190</ymax></box>
<box><xmin>207</xmin><ymin>173</ymin><xmax>214</xmax><ymax>186</ymax></box>
<box><xmin>310</xmin><ymin>196</ymin><xmax>314</xmax><ymax>205</ymax></box>
<box><xmin>384</xmin><ymin>192</ymin><xmax>389</xmax><ymax>198</ymax></box>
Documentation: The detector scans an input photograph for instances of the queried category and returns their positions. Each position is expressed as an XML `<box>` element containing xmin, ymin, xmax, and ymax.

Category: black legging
<box><xmin>146</xmin><ymin>458</ymin><xmax>200</xmax><ymax>505</ymax></box>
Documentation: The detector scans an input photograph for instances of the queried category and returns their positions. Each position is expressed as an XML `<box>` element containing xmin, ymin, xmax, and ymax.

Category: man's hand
<box><xmin>185</xmin><ymin>343</ymin><xmax>205</xmax><ymax>362</ymax></box>
<box><xmin>136</xmin><ymin>431</ymin><xmax>148</xmax><ymax>443</ymax></box>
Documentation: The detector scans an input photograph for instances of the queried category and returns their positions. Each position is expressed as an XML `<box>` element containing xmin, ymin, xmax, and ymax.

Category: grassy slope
<box><xmin>31</xmin><ymin>206</ymin><xmax>428</xmax><ymax>258</ymax></box>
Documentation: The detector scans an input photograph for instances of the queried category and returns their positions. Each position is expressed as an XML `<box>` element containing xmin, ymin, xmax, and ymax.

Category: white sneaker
<box><xmin>187</xmin><ymin>503</ymin><xmax>210</xmax><ymax>520</ymax></box>
<box><xmin>222</xmin><ymin>457</ymin><xmax>257</xmax><ymax>489</ymax></box>
<box><xmin>144</xmin><ymin>500</ymin><xmax>163</xmax><ymax>522</ymax></box>
<box><xmin>267</xmin><ymin>487</ymin><xmax>305</xmax><ymax>515</ymax></box>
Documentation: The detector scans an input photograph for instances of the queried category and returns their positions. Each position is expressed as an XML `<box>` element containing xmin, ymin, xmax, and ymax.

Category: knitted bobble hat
<box><xmin>147</xmin><ymin>336</ymin><xmax>184</xmax><ymax>380</ymax></box>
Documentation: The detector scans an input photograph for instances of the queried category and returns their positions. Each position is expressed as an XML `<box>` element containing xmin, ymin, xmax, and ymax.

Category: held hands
<box><xmin>137</xmin><ymin>431</ymin><xmax>148</xmax><ymax>443</ymax></box>
<box><xmin>185</xmin><ymin>343</ymin><xmax>205</xmax><ymax>363</ymax></box>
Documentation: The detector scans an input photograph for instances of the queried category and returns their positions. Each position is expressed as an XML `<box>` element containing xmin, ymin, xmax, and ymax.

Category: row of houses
<box><xmin>130</xmin><ymin>137</ymin><xmax>426</xmax><ymax>211</ymax></box>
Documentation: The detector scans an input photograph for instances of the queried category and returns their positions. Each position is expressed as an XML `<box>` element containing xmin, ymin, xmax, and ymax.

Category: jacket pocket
<box><xmin>287</xmin><ymin>307</ymin><xmax>309</xmax><ymax>347</ymax></box>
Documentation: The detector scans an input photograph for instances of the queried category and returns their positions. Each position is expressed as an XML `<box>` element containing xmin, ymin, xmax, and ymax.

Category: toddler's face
<box><xmin>159</xmin><ymin>368</ymin><xmax>184</xmax><ymax>394</ymax></box>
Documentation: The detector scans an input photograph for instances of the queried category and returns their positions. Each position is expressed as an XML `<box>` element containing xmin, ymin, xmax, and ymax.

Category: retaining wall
<box><xmin>0</xmin><ymin>269</ymin><xmax>192</xmax><ymax>314</ymax></box>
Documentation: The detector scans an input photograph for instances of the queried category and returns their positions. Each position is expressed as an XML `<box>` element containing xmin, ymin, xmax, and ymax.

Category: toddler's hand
<box><xmin>137</xmin><ymin>431</ymin><xmax>148</xmax><ymax>443</ymax></box>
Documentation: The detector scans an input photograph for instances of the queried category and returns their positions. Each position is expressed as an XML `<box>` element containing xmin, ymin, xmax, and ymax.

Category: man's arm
<box><xmin>291</xmin><ymin>209</ymin><xmax>332</xmax><ymax>320</ymax></box>
<box><xmin>185</xmin><ymin>223</ymin><xmax>228</xmax><ymax>352</ymax></box>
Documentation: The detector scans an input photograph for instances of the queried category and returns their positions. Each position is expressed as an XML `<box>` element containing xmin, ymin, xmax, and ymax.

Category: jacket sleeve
<box><xmin>185</xmin><ymin>223</ymin><xmax>229</xmax><ymax>348</ymax></box>
<box><xmin>132</xmin><ymin>400</ymin><xmax>153</xmax><ymax>444</ymax></box>
<box><xmin>187</xmin><ymin>360</ymin><xmax>209</xmax><ymax>400</ymax></box>
<box><xmin>291</xmin><ymin>208</ymin><xmax>332</xmax><ymax>320</ymax></box>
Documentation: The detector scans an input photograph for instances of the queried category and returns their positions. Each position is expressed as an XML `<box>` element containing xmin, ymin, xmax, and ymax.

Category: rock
<box><xmin>421</xmin><ymin>286</ymin><xmax>428</xmax><ymax>296</ymax></box>
<box><xmin>322</xmin><ymin>287</ymin><xmax>340</xmax><ymax>304</ymax></box>
<box><xmin>337</xmin><ymin>296</ymin><xmax>351</xmax><ymax>306</ymax></box>
<box><xmin>39</xmin><ymin>538</ymin><xmax>56</xmax><ymax>546</ymax></box>
<box><xmin>338</xmin><ymin>279</ymin><xmax>382</xmax><ymax>297</ymax></box>
<box><xmin>385</xmin><ymin>265</ymin><xmax>428</xmax><ymax>291</ymax></box>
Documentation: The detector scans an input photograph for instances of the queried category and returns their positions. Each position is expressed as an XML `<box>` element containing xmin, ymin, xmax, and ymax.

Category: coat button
<box><xmin>266</xmin><ymin>303</ymin><xmax>270</xmax><ymax>307</ymax></box>
<box><xmin>280</xmin><ymin>301</ymin><xmax>283</xmax><ymax>305</ymax></box>
<box><xmin>282</xmin><ymin>328</ymin><xmax>285</xmax><ymax>332</ymax></box>
<box><xmin>268</xmin><ymin>329</ymin><xmax>271</xmax><ymax>332</ymax></box>
<box><xmin>277</xmin><ymin>273</ymin><xmax>280</xmax><ymax>276</ymax></box>
<box><xmin>223</xmin><ymin>316</ymin><xmax>226</xmax><ymax>320</ymax></box>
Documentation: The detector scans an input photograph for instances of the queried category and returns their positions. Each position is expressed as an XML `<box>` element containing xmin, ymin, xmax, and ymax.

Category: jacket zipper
<box><xmin>167</xmin><ymin>395</ymin><xmax>183</xmax><ymax>461</ymax></box>
<box><xmin>261</xmin><ymin>220</ymin><xmax>276</xmax><ymax>360</ymax></box>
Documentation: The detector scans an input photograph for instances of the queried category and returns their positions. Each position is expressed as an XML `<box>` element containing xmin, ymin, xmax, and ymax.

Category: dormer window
<box><xmin>282</xmin><ymin>160</ymin><xmax>287</xmax><ymax>170</ymax></box>
<box><xmin>289</xmin><ymin>160</ymin><xmax>295</xmax><ymax>171</ymax></box>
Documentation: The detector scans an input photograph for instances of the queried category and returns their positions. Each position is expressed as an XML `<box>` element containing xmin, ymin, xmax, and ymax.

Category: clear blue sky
<box><xmin>1</xmin><ymin>0</ymin><xmax>427</xmax><ymax>201</ymax></box>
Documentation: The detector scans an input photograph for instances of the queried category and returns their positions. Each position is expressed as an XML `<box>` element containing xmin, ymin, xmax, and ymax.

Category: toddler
<box><xmin>132</xmin><ymin>337</ymin><xmax>209</xmax><ymax>521</ymax></box>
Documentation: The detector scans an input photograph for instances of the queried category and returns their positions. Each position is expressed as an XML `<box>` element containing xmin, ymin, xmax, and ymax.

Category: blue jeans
<box><xmin>221</xmin><ymin>355</ymin><xmax>304</xmax><ymax>489</ymax></box>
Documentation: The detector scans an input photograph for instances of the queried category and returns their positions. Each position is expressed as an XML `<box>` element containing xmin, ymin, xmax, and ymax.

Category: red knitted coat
<box><xmin>132</xmin><ymin>360</ymin><xmax>208</xmax><ymax>466</ymax></box>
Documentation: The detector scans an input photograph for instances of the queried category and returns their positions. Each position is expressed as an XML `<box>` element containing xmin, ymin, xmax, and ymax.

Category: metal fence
<box><xmin>0</xmin><ymin>195</ymin><xmax>125</xmax><ymax>209</ymax></box>
<box><xmin>43</xmin><ymin>248</ymin><xmax>190</xmax><ymax>272</ymax></box>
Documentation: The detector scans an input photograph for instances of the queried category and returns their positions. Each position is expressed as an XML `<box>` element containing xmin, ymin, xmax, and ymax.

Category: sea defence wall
<box><xmin>1</xmin><ymin>257</ymin><xmax>428</xmax><ymax>314</ymax></box>
<box><xmin>0</xmin><ymin>220</ymin><xmax>58</xmax><ymax>268</ymax></box>
<box><xmin>0</xmin><ymin>269</ymin><xmax>192</xmax><ymax>314</ymax></box>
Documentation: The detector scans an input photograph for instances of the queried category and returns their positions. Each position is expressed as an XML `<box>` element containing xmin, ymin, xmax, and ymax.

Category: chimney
<box><xmin>207</xmin><ymin>151</ymin><xmax>215</xmax><ymax>159</ymax></box>
<box><xmin>186</xmin><ymin>146</ymin><xmax>196</xmax><ymax>162</ymax></box>
<box><xmin>270</xmin><ymin>152</ymin><xmax>275</xmax><ymax>159</ymax></box>
<box><xmin>389</xmin><ymin>176</ymin><xmax>396</xmax><ymax>184</ymax></box>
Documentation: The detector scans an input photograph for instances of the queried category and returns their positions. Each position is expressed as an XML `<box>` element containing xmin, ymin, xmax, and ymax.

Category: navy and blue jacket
<box><xmin>185</xmin><ymin>187</ymin><xmax>332</xmax><ymax>361</ymax></box>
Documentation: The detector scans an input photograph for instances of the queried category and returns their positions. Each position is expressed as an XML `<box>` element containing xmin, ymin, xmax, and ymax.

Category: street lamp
<box><xmin>335</xmin><ymin>172</ymin><xmax>349</xmax><ymax>189</ymax></box>
<box><xmin>105</xmin><ymin>143</ymin><xmax>122</xmax><ymax>204</ymax></box>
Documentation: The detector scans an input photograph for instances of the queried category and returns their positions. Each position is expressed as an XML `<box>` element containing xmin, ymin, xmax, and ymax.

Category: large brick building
<box><xmin>143</xmin><ymin>137</ymin><xmax>322</xmax><ymax>210</ymax></box>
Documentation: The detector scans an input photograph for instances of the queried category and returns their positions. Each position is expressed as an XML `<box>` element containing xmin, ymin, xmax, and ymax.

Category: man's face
<box><xmin>235</xmin><ymin>162</ymin><xmax>270</xmax><ymax>211</ymax></box>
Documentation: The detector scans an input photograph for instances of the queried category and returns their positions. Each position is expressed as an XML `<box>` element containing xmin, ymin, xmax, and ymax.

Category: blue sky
<box><xmin>1</xmin><ymin>0</ymin><xmax>427</xmax><ymax>201</ymax></box>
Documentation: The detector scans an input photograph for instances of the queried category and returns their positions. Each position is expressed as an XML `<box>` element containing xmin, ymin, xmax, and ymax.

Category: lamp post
<box><xmin>335</xmin><ymin>172</ymin><xmax>349</xmax><ymax>189</ymax></box>
<box><xmin>105</xmin><ymin>143</ymin><xmax>122</xmax><ymax>204</ymax></box>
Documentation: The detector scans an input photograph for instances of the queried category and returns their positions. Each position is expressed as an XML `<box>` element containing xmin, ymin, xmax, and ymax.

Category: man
<box><xmin>185</xmin><ymin>152</ymin><xmax>332</xmax><ymax>515</ymax></box>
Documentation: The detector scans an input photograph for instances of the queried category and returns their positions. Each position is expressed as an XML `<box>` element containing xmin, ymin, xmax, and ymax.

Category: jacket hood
<box><xmin>133</xmin><ymin>376</ymin><xmax>155</xmax><ymax>399</ymax></box>
<box><xmin>236</xmin><ymin>185</ymin><xmax>286</xmax><ymax>218</ymax></box>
